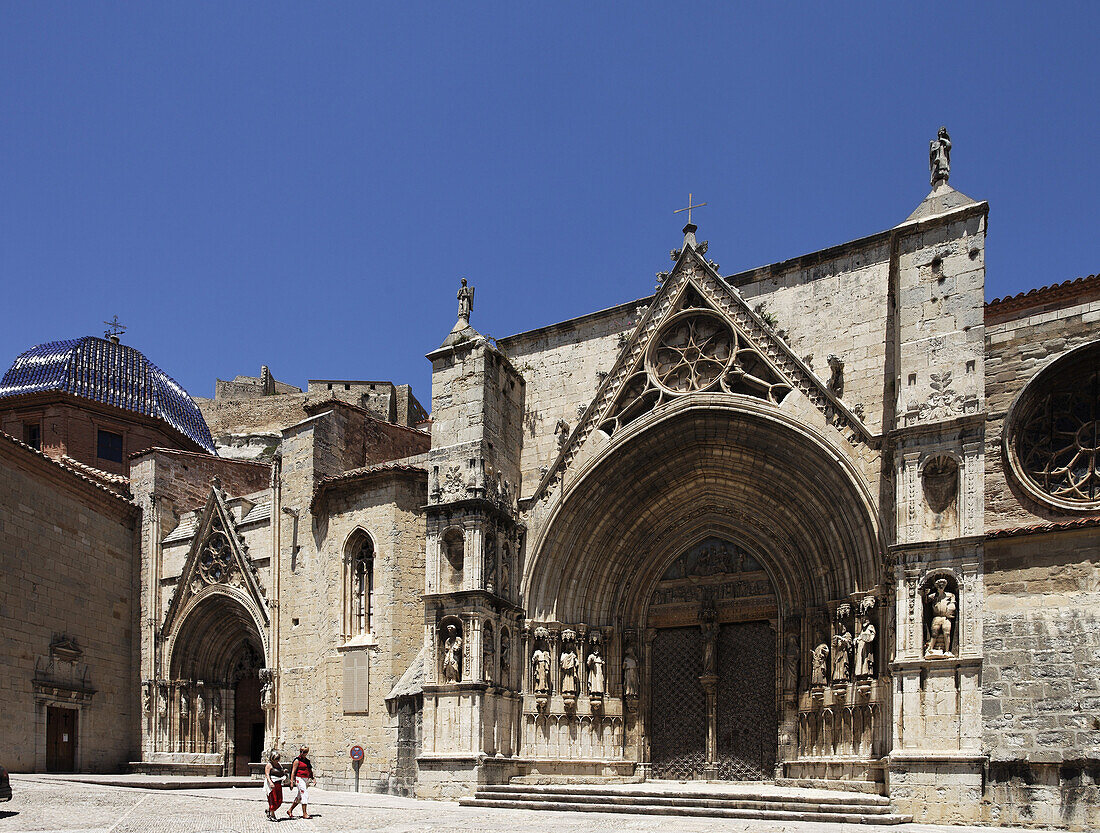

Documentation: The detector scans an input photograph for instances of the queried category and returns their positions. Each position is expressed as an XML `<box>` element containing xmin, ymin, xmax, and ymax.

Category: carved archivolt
<box><xmin>600</xmin><ymin>311</ymin><xmax>790</xmax><ymax>437</ymax></box>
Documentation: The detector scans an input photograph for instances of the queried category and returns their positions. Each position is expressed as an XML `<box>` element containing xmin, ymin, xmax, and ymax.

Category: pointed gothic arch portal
<box><xmin>163</xmin><ymin>591</ymin><xmax>267</xmax><ymax>776</ymax></box>
<box><xmin>523</xmin><ymin>399</ymin><xmax>887</xmax><ymax>780</ymax></box>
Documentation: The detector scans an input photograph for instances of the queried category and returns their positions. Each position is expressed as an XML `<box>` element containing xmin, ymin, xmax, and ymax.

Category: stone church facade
<box><xmin>2</xmin><ymin>132</ymin><xmax>1098</xmax><ymax>829</ymax></box>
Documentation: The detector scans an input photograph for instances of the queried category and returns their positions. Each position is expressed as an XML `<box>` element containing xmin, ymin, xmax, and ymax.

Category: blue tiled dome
<box><xmin>0</xmin><ymin>336</ymin><xmax>215</xmax><ymax>454</ymax></box>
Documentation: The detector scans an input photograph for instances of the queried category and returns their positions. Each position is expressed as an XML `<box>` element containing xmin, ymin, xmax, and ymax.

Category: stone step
<box><xmin>474</xmin><ymin>789</ymin><xmax>892</xmax><ymax>814</ymax></box>
<box><xmin>776</xmin><ymin>777</ymin><xmax>887</xmax><ymax>795</ymax></box>
<box><xmin>480</xmin><ymin>783</ymin><xmax>892</xmax><ymax>808</ymax></box>
<box><xmin>460</xmin><ymin>797</ymin><xmax>912</xmax><ymax>825</ymax></box>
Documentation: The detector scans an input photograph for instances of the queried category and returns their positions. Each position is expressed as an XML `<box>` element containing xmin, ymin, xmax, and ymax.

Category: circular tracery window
<box><xmin>1008</xmin><ymin>341</ymin><xmax>1100</xmax><ymax>510</ymax></box>
<box><xmin>647</xmin><ymin>312</ymin><xmax>734</xmax><ymax>394</ymax></box>
<box><xmin>199</xmin><ymin>531</ymin><xmax>233</xmax><ymax>584</ymax></box>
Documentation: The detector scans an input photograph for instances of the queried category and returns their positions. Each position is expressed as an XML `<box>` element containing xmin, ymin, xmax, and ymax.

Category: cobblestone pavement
<box><xmin>5</xmin><ymin>776</ymin><xmax>1038</xmax><ymax>833</ymax></box>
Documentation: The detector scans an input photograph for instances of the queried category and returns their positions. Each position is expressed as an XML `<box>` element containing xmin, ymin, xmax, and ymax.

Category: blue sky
<box><xmin>1</xmin><ymin>3</ymin><xmax>1097</xmax><ymax>405</ymax></box>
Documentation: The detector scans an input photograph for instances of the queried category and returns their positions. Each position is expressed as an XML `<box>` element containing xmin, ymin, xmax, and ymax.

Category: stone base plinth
<box><xmin>888</xmin><ymin>753</ymin><xmax>984</xmax><ymax>825</ymax></box>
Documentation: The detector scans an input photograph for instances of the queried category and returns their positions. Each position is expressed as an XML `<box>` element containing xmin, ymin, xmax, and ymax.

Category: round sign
<box><xmin>349</xmin><ymin>745</ymin><xmax>364</xmax><ymax>761</ymax></box>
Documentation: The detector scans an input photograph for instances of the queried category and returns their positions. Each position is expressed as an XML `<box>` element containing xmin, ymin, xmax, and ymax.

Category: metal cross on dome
<box><xmin>674</xmin><ymin>193</ymin><xmax>707</xmax><ymax>225</ymax></box>
<box><xmin>103</xmin><ymin>316</ymin><xmax>127</xmax><ymax>340</ymax></box>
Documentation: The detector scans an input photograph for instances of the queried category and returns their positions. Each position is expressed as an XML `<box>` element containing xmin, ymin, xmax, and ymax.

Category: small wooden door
<box><xmin>46</xmin><ymin>707</ymin><xmax>77</xmax><ymax>772</ymax></box>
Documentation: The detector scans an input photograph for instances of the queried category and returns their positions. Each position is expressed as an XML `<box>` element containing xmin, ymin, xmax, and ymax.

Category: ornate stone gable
<box><xmin>161</xmin><ymin>482</ymin><xmax>270</xmax><ymax>636</ymax></box>
<box><xmin>529</xmin><ymin>237</ymin><xmax>874</xmax><ymax>501</ymax></box>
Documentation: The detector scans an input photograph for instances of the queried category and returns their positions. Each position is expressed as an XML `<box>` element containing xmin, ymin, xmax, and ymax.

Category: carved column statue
<box><xmin>622</xmin><ymin>646</ymin><xmax>639</xmax><ymax>699</ymax></box>
<box><xmin>560</xmin><ymin>629</ymin><xmax>579</xmax><ymax>708</ymax></box>
<box><xmin>586</xmin><ymin>634</ymin><xmax>606</xmax><ymax>698</ymax></box>
<box><xmin>810</xmin><ymin>632</ymin><xmax>830</xmax><ymax>688</ymax></box>
<box><xmin>531</xmin><ymin>626</ymin><xmax>551</xmax><ymax>711</ymax></box>
<box><xmin>831</xmin><ymin>607</ymin><xmax>853</xmax><ymax>684</ymax></box>
<box><xmin>783</xmin><ymin>617</ymin><xmax>801</xmax><ymax>695</ymax></box>
<box><xmin>855</xmin><ymin>617</ymin><xmax>876</xmax><ymax>678</ymax></box>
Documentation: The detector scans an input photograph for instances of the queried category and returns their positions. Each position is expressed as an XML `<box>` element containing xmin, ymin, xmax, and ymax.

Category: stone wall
<box><xmin>733</xmin><ymin>234</ymin><xmax>893</xmax><ymax>435</ymax></box>
<box><xmin>0</xmin><ymin>435</ymin><xmax>139</xmax><ymax>772</ymax></box>
<box><xmin>497</xmin><ymin>300</ymin><xmax>641</xmax><ymax>496</ymax></box>
<box><xmin>277</xmin><ymin>470</ymin><xmax>427</xmax><ymax>793</ymax></box>
<box><xmin>982</xmin><ymin>526</ymin><xmax>1100</xmax><ymax>830</ymax></box>
<box><xmin>984</xmin><ymin>291</ymin><xmax>1100</xmax><ymax>530</ymax></box>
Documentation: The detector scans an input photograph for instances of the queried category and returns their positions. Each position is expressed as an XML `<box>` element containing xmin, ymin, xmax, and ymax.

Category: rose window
<box><xmin>648</xmin><ymin>313</ymin><xmax>734</xmax><ymax>393</ymax></box>
<box><xmin>1009</xmin><ymin>342</ymin><xmax>1100</xmax><ymax>509</ymax></box>
<box><xmin>198</xmin><ymin>531</ymin><xmax>234</xmax><ymax>584</ymax></box>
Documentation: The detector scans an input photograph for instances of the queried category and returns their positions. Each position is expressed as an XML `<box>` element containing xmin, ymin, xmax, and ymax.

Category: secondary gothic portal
<box><xmin>647</xmin><ymin>537</ymin><xmax>779</xmax><ymax>780</ymax></box>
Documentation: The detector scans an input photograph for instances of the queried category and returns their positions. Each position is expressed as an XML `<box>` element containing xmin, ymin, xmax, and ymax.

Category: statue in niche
<box><xmin>929</xmin><ymin>126</ymin><xmax>951</xmax><ymax>186</ymax></box>
<box><xmin>500</xmin><ymin>550</ymin><xmax>511</xmax><ymax>599</ymax></box>
<box><xmin>484</xmin><ymin>535</ymin><xmax>497</xmax><ymax>595</ymax></box>
<box><xmin>483</xmin><ymin>629</ymin><xmax>495</xmax><ymax>684</ymax></box>
<box><xmin>587</xmin><ymin>644</ymin><xmax>606</xmax><ymax>695</ymax></box>
<box><xmin>157</xmin><ymin>684</ymin><xmax>168</xmax><ymax>717</ymax></box>
<box><xmin>831</xmin><ymin>619</ymin><xmax>853</xmax><ymax>683</ymax></box>
<box><xmin>811</xmin><ymin>636</ymin><xmax>830</xmax><ymax>687</ymax></box>
<box><xmin>500</xmin><ymin>631</ymin><xmax>511</xmax><ymax>685</ymax></box>
<box><xmin>179</xmin><ymin>687</ymin><xmax>190</xmax><ymax>719</ymax></box>
<box><xmin>854</xmin><ymin>617</ymin><xmax>876</xmax><ymax>677</ymax></box>
<box><xmin>622</xmin><ymin>647</ymin><xmax>640</xmax><ymax>698</ymax></box>
<box><xmin>532</xmin><ymin>646</ymin><xmax>551</xmax><ymax>693</ymax></box>
<box><xmin>196</xmin><ymin>686</ymin><xmax>206</xmax><ymax>719</ymax></box>
<box><xmin>211</xmin><ymin>691</ymin><xmax>221</xmax><ymax>720</ymax></box>
<box><xmin>442</xmin><ymin>624</ymin><xmax>463</xmax><ymax>682</ymax></box>
<box><xmin>924</xmin><ymin>577</ymin><xmax>958</xmax><ymax>658</ymax></box>
<box><xmin>560</xmin><ymin>638</ymin><xmax>579</xmax><ymax>697</ymax></box>
<box><xmin>142</xmin><ymin>681</ymin><xmax>153</xmax><ymax>713</ymax></box>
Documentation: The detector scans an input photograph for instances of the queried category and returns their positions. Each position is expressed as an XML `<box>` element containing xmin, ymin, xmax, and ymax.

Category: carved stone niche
<box><xmin>441</xmin><ymin>527</ymin><xmax>464</xmax><ymax>593</ymax></box>
<box><xmin>922</xmin><ymin>455</ymin><xmax>960</xmax><ymax>535</ymax></box>
<box><xmin>922</xmin><ymin>573</ymin><xmax>960</xmax><ymax>659</ymax></box>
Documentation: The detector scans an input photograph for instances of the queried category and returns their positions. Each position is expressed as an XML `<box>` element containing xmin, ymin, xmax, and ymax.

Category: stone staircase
<box><xmin>459</xmin><ymin>781</ymin><xmax>912</xmax><ymax>825</ymax></box>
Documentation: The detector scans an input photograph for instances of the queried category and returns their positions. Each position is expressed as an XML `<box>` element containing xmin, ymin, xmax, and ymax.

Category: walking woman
<box><xmin>263</xmin><ymin>751</ymin><xmax>285</xmax><ymax>821</ymax></box>
<box><xmin>286</xmin><ymin>745</ymin><xmax>315</xmax><ymax>819</ymax></box>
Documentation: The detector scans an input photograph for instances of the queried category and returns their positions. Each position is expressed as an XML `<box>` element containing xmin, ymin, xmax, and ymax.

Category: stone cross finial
<box><xmin>929</xmin><ymin>126</ymin><xmax>951</xmax><ymax>187</ymax></box>
<box><xmin>457</xmin><ymin>278</ymin><xmax>475</xmax><ymax>327</ymax></box>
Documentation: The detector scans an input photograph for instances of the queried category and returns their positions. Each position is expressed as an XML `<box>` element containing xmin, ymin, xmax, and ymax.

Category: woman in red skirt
<box><xmin>263</xmin><ymin>751</ymin><xmax>285</xmax><ymax>821</ymax></box>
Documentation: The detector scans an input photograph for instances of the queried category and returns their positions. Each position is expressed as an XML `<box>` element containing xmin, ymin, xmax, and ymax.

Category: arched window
<box><xmin>346</xmin><ymin>532</ymin><xmax>374</xmax><ymax>637</ymax></box>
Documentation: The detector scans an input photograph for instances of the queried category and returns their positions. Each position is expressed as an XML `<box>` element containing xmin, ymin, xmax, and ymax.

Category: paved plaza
<box><xmin>3</xmin><ymin>776</ymin><xmax>1042</xmax><ymax>833</ymax></box>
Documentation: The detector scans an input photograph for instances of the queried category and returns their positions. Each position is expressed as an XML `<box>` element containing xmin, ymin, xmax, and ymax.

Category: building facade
<box><xmin>1</xmin><ymin>131</ymin><xmax>1098</xmax><ymax>829</ymax></box>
